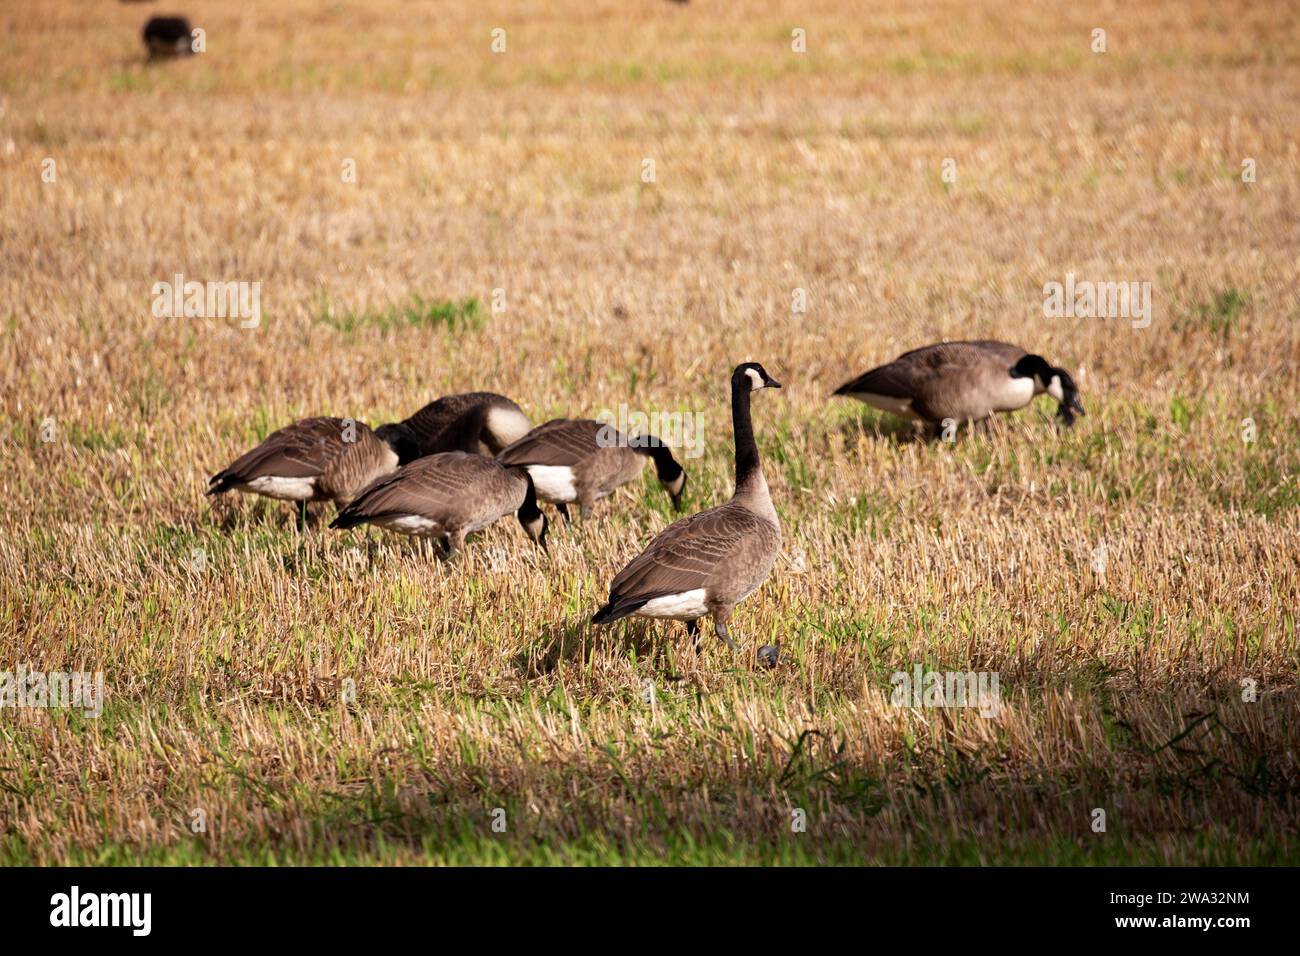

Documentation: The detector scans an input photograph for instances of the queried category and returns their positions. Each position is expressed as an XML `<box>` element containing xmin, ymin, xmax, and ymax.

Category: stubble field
<box><xmin>1</xmin><ymin>0</ymin><xmax>1298</xmax><ymax>864</ymax></box>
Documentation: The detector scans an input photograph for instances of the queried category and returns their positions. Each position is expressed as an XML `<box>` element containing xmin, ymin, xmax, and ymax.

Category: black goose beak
<box><xmin>765</xmin><ymin>377</ymin><xmax>783</xmax><ymax>389</ymax></box>
<box><xmin>1057</xmin><ymin>397</ymin><xmax>1084</xmax><ymax>428</ymax></box>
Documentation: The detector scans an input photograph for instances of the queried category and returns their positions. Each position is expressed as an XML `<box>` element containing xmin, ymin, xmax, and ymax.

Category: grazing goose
<box><xmin>142</xmin><ymin>17</ymin><xmax>194</xmax><ymax>59</ymax></box>
<box><xmin>834</xmin><ymin>340</ymin><xmax>1085</xmax><ymax>433</ymax></box>
<box><xmin>207</xmin><ymin>417</ymin><xmax>420</xmax><ymax>526</ymax></box>
<box><xmin>329</xmin><ymin>404</ymin><xmax>548</xmax><ymax>558</ymax></box>
<box><xmin>591</xmin><ymin>363</ymin><xmax>782</xmax><ymax>652</ymax></box>
<box><xmin>496</xmin><ymin>418</ymin><xmax>686</xmax><ymax>522</ymax></box>
<box><xmin>399</xmin><ymin>392</ymin><xmax>531</xmax><ymax>457</ymax></box>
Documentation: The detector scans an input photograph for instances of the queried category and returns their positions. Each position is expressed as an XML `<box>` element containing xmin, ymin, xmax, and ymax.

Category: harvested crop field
<box><xmin>1</xmin><ymin>0</ymin><xmax>1298</xmax><ymax>864</ymax></box>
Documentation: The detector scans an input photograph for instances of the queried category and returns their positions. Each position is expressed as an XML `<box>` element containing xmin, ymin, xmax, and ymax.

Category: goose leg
<box><xmin>441</xmin><ymin>530</ymin><xmax>466</xmax><ymax>562</ymax></box>
<box><xmin>686</xmin><ymin>618</ymin><xmax>701</xmax><ymax>651</ymax></box>
<box><xmin>296</xmin><ymin>500</ymin><xmax>309</xmax><ymax>531</ymax></box>
<box><xmin>712</xmin><ymin>612</ymin><xmax>737</xmax><ymax>652</ymax></box>
<box><xmin>556</xmin><ymin>503</ymin><xmax>571</xmax><ymax>524</ymax></box>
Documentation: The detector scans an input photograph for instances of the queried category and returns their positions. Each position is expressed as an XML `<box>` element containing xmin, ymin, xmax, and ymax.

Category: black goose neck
<box><xmin>447</xmin><ymin>404</ymin><xmax>491</xmax><ymax>455</ymax></box>
<box><xmin>731</xmin><ymin>376</ymin><xmax>761</xmax><ymax>488</ymax></box>
<box><xmin>516</xmin><ymin>469</ymin><xmax>542</xmax><ymax>520</ymax></box>
<box><xmin>640</xmin><ymin>440</ymin><xmax>682</xmax><ymax>479</ymax></box>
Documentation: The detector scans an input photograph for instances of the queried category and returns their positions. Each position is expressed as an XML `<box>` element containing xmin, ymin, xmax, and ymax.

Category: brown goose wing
<box><xmin>840</xmin><ymin>342</ymin><xmax>1017</xmax><ymax>397</ymax></box>
<box><xmin>314</xmin><ymin>426</ymin><xmax>397</xmax><ymax>505</ymax></box>
<box><xmin>596</xmin><ymin>505</ymin><xmax>774</xmax><ymax>619</ymax></box>
<box><xmin>208</xmin><ymin>417</ymin><xmax>351</xmax><ymax>492</ymax></box>
<box><xmin>895</xmin><ymin>340</ymin><xmax>1025</xmax><ymax>368</ymax></box>
<box><xmin>960</xmin><ymin>340</ymin><xmax>1027</xmax><ymax>366</ymax></box>
<box><xmin>496</xmin><ymin>419</ymin><xmax>605</xmax><ymax>467</ymax></box>
<box><xmin>834</xmin><ymin>359</ymin><xmax>920</xmax><ymax>398</ymax></box>
<box><xmin>837</xmin><ymin>341</ymin><xmax>974</xmax><ymax>396</ymax></box>
<box><xmin>331</xmin><ymin>452</ymin><xmax>517</xmax><ymax>527</ymax></box>
<box><xmin>901</xmin><ymin>342</ymin><xmax>1027</xmax><ymax>420</ymax></box>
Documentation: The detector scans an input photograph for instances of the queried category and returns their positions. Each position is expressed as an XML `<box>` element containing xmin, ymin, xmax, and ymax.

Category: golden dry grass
<box><xmin>1</xmin><ymin>0</ymin><xmax>1298</xmax><ymax>864</ymax></box>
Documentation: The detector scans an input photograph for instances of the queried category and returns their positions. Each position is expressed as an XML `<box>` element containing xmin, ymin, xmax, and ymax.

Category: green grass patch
<box><xmin>313</xmin><ymin>290</ymin><xmax>485</xmax><ymax>336</ymax></box>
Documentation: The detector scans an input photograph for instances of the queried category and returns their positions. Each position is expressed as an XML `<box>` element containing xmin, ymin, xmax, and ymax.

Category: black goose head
<box><xmin>374</xmin><ymin>422</ymin><xmax>422</xmax><ymax>465</ymax></box>
<box><xmin>732</xmin><ymin>362</ymin><xmax>782</xmax><ymax>392</ymax></box>
<box><xmin>515</xmin><ymin>471</ymin><xmax>549</xmax><ymax>551</ymax></box>
<box><xmin>1010</xmin><ymin>354</ymin><xmax>1085</xmax><ymax>427</ymax></box>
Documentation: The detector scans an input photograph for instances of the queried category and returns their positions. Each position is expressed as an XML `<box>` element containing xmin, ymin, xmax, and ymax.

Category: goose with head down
<box><xmin>496</xmin><ymin>418</ymin><xmax>686</xmax><ymax>522</ymax></box>
<box><xmin>329</xmin><ymin>403</ymin><xmax>548</xmax><ymax>559</ymax></box>
<box><xmin>207</xmin><ymin>416</ymin><xmax>422</xmax><ymax>527</ymax></box>
<box><xmin>397</xmin><ymin>391</ymin><xmax>531</xmax><ymax>457</ymax></box>
<box><xmin>834</xmin><ymin>340</ymin><xmax>1084</xmax><ymax>434</ymax></box>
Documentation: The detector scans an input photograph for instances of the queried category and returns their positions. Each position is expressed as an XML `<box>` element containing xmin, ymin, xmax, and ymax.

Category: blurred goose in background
<box><xmin>397</xmin><ymin>392</ymin><xmax>531</xmax><ymax>457</ymax></box>
<box><xmin>329</xmin><ymin>403</ymin><xmax>548</xmax><ymax>558</ymax></box>
<box><xmin>142</xmin><ymin>16</ymin><xmax>194</xmax><ymax>60</ymax></box>
<box><xmin>496</xmin><ymin>418</ymin><xmax>686</xmax><ymax>522</ymax></box>
<box><xmin>207</xmin><ymin>417</ymin><xmax>420</xmax><ymax>527</ymax></box>
<box><xmin>833</xmin><ymin>340</ymin><xmax>1084</xmax><ymax>434</ymax></box>
<box><xmin>592</xmin><ymin>363</ymin><xmax>782</xmax><ymax>653</ymax></box>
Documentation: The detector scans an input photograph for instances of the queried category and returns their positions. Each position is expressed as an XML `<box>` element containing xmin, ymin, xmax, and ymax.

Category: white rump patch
<box><xmin>487</xmin><ymin>406</ymin><xmax>532</xmax><ymax>448</ymax></box>
<box><xmin>374</xmin><ymin>514</ymin><xmax>443</xmax><ymax>537</ymax></box>
<box><xmin>241</xmin><ymin>476</ymin><xmax>317</xmax><ymax>501</ymax></box>
<box><xmin>847</xmin><ymin>393</ymin><xmax>916</xmax><ymax>418</ymax></box>
<box><xmin>527</xmin><ymin>465</ymin><xmax>578</xmax><ymax>503</ymax></box>
<box><xmin>638</xmin><ymin>589</ymin><xmax>710</xmax><ymax>620</ymax></box>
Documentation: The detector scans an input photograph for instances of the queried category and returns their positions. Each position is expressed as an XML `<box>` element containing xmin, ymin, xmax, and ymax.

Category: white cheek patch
<box><xmin>1047</xmin><ymin>375</ymin><xmax>1065</xmax><ymax>402</ymax></box>
<box><xmin>745</xmin><ymin>368</ymin><xmax>765</xmax><ymax>391</ymax></box>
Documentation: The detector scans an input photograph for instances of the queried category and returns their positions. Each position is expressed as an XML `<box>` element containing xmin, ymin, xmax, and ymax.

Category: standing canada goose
<box><xmin>591</xmin><ymin>363</ymin><xmax>782</xmax><ymax>652</ymax></box>
<box><xmin>398</xmin><ymin>392</ymin><xmax>531</xmax><ymax>457</ymax></box>
<box><xmin>207</xmin><ymin>417</ymin><xmax>421</xmax><ymax>526</ymax></box>
<box><xmin>496</xmin><ymin>419</ymin><xmax>686</xmax><ymax>522</ymax></box>
<box><xmin>329</xmin><ymin>402</ymin><xmax>548</xmax><ymax>557</ymax></box>
<box><xmin>833</xmin><ymin>340</ymin><xmax>1085</xmax><ymax>433</ymax></box>
<box><xmin>142</xmin><ymin>16</ymin><xmax>194</xmax><ymax>59</ymax></box>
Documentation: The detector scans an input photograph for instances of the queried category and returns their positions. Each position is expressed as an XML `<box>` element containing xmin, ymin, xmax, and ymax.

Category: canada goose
<box><xmin>142</xmin><ymin>17</ymin><xmax>194</xmax><ymax>59</ymax></box>
<box><xmin>329</xmin><ymin>454</ymin><xmax>548</xmax><ymax>558</ymax></box>
<box><xmin>496</xmin><ymin>419</ymin><xmax>686</xmax><ymax>522</ymax></box>
<box><xmin>591</xmin><ymin>363</ymin><xmax>782</xmax><ymax>652</ymax></box>
<box><xmin>207</xmin><ymin>416</ymin><xmax>420</xmax><ymax>526</ymax></box>
<box><xmin>399</xmin><ymin>392</ymin><xmax>531</xmax><ymax>457</ymax></box>
<box><xmin>833</xmin><ymin>340</ymin><xmax>1085</xmax><ymax>433</ymax></box>
<box><xmin>330</xmin><ymin>401</ymin><xmax>547</xmax><ymax>556</ymax></box>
